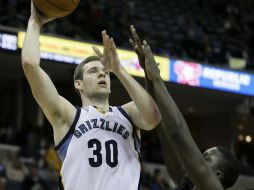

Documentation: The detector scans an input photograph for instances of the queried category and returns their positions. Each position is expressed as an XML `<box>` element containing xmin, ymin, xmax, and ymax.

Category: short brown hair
<box><xmin>73</xmin><ymin>56</ymin><xmax>100</xmax><ymax>81</ymax></box>
<box><xmin>73</xmin><ymin>56</ymin><xmax>100</xmax><ymax>97</ymax></box>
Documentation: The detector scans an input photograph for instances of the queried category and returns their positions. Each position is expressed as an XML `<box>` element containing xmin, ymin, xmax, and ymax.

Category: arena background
<box><xmin>0</xmin><ymin>0</ymin><xmax>254</xmax><ymax>189</ymax></box>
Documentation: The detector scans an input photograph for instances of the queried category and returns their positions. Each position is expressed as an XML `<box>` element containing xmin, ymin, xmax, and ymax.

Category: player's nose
<box><xmin>98</xmin><ymin>69</ymin><xmax>106</xmax><ymax>77</ymax></box>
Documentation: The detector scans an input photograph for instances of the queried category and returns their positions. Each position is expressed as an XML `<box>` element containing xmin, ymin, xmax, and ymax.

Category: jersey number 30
<box><xmin>88</xmin><ymin>139</ymin><xmax>118</xmax><ymax>168</ymax></box>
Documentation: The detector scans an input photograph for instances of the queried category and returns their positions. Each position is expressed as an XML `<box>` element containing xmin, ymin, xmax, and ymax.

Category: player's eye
<box><xmin>102</xmin><ymin>68</ymin><xmax>109</xmax><ymax>75</ymax></box>
<box><xmin>89</xmin><ymin>69</ymin><xmax>97</xmax><ymax>74</ymax></box>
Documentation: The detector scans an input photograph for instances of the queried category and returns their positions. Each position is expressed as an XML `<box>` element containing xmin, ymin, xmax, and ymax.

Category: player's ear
<box><xmin>215</xmin><ymin>170</ymin><xmax>224</xmax><ymax>180</ymax></box>
<box><xmin>74</xmin><ymin>80</ymin><xmax>83</xmax><ymax>90</ymax></box>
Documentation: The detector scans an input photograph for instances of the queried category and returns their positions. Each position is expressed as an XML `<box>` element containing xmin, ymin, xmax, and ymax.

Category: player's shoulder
<box><xmin>113</xmin><ymin>102</ymin><xmax>134</xmax><ymax>119</ymax></box>
<box><xmin>110</xmin><ymin>105</ymin><xmax>130</xmax><ymax>118</ymax></box>
<box><xmin>120</xmin><ymin>101</ymin><xmax>134</xmax><ymax>116</ymax></box>
<box><xmin>109</xmin><ymin>104</ymin><xmax>135</xmax><ymax>127</ymax></box>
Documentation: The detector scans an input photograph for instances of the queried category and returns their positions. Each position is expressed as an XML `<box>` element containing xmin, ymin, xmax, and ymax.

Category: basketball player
<box><xmin>21</xmin><ymin>2</ymin><xmax>161</xmax><ymax>190</ymax></box>
<box><xmin>129</xmin><ymin>25</ymin><xmax>239</xmax><ymax>190</ymax></box>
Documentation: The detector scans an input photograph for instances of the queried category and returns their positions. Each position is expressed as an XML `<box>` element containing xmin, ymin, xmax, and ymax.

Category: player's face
<box><xmin>203</xmin><ymin>147</ymin><xmax>220</xmax><ymax>173</ymax></box>
<box><xmin>81</xmin><ymin>61</ymin><xmax>111</xmax><ymax>97</ymax></box>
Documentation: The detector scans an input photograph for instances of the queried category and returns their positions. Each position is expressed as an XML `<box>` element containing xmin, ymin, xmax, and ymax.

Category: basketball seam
<box><xmin>70</xmin><ymin>0</ymin><xmax>78</xmax><ymax>5</ymax></box>
<box><xmin>45</xmin><ymin>0</ymin><xmax>73</xmax><ymax>11</ymax></box>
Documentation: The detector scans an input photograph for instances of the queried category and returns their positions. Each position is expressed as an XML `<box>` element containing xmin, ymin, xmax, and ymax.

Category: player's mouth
<box><xmin>98</xmin><ymin>80</ymin><xmax>107</xmax><ymax>87</ymax></box>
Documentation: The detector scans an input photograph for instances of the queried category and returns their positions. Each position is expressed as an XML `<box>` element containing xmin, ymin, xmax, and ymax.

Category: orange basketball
<box><xmin>33</xmin><ymin>0</ymin><xmax>80</xmax><ymax>18</ymax></box>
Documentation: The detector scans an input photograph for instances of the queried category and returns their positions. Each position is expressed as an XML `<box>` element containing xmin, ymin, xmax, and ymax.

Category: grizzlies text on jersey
<box><xmin>55</xmin><ymin>106</ymin><xmax>141</xmax><ymax>190</ymax></box>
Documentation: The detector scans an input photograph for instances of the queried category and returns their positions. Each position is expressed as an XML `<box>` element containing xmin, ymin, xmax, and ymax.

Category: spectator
<box><xmin>5</xmin><ymin>154</ymin><xmax>27</xmax><ymax>190</ymax></box>
<box><xmin>22</xmin><ymin>165</ymin><xmax>46</xmax><ymax>190</ymax></box>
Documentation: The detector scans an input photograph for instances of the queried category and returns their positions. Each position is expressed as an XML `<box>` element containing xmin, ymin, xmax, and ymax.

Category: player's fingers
<box><xmin>102</xmin><ymin>30</ymin><xmax>108</xmax><ymax>49</ymax></box>
<box><xmin>143</xmin><ymin>40</ymin><xmax>151</xmax><ymax>51</ymax></box>
<box><xmin>142</xmin><ymin>43</ymin><xmax>156</xmax><ymax>66</ymax></box>
<box><xmin>31</xmin><ymin>0</ymin><xmax>33</xmax><ymax>12</ymax></box>
<box><xmin>110</xmin><ymin>38</ymin><xmax>118</xmax><ymax>54</ymax></box>
<box><xmin>106</xmin><ymin>35</ymin><xmax>110</xmax><ymax>44</ymax></box>
<box><xmin>137</xmin><ymin>47</ymin><xmax>146</xmax><ymax>59</ymax></box>
<box><xmin>110</xmin><ymin>37</ymin><xmax>115</xmax><ymax>48</ymax></box>
<box><xmin>92</xmin><ymin>46</ymin><xmax>103</xmax><ymax>58</ymax></box>
<box><xmin>130</xmin><ymin>39</ymin><xmax>141</xmax><ymax>55</ymax></box>
<box><xmin>105</xmin><ymin>35</ymin><xmax>113</xmax><ymax>54</ymax></box>
<box><xmin>129</xmin><ymin>39</ymin><xmax>137</xmax><ymax>49</ymax></box>
<box><xmin>129</xmin><ymin>39</ymin><xmax>141</xmax><ymax>54</ymax></box>
<box><xmin>135</xmin><ymin>46</ymin><xmax>141</xmax><ymax>54</ymax></box>
<box><xmin>130</xmin><ymin>25</ymin><xmax>142</xmax><ymax>47</ymax></box>
<box><xmin>144</xmin><ymin>40</ymin><xmax>155</xmax><ymax>56</ymax></box>
<box><xmin>142</xmin><ymin>45</ymin><xmax>148</xmax><ymax>55</ymax></box>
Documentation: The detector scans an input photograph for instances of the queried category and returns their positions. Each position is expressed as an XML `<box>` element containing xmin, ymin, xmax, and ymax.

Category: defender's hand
<box><xmin>142</xmin><ymin>41</ymin><xmax>160</xmax><ymax>80</ymax></box>
<box><xmin>30</xmin><ymin>0</ymin><xmax>56</xmax><ymax>26</ymax></box>
<box><xmin>129</xmin><ymin>25</ymin><xmax>145</xmax><ymax>69</ymax></box>
<box><xmin>93</xmin><ymin>30</ymin><xmax>122</xmax><ymax>74</ymax></box>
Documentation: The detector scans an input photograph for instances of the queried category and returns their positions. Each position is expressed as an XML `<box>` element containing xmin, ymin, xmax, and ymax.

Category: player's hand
<box><xmin>30</xmin><ymin>0</ymin><xmax>55</xmax><ymax>26</ymax></box>
<box><xmin>93</xmin><ymin>31</ymin><xmax>122</xmax><ymax>74</ymax></box>
<box><xmin>142</xmin><ymin>41</ymin><xmax>161</xmax><ymax>80</ymax></box>
<box><xmin>129</xmin><ymin>25</ymin><xmax>145</xmax><ymax>69</ymax></box>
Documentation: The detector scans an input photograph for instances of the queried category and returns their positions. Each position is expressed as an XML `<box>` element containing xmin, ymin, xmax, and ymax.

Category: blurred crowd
<box><xmin>0</xmin><ymin>122</ymin><xmax>60</xmax><ymax>190</ymax></box>
<box><xmin>0</xmin><ymin>150</ymin><xmax>59</xmax><ymax>190</ymax></box>
<box><xmin>0</xmin><ymin>0</ymin><xmax>254</xmax><ymax>70</ymax></box>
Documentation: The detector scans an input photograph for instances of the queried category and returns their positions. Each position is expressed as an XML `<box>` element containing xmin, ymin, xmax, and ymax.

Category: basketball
<box><xmin>33</xmin><ymin>0</ymin><xmax>80</xmax><ymax>18</ymax></box>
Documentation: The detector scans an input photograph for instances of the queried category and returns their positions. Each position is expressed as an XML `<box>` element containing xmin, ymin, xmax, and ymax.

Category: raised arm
<box><xmin>21</xmin><ymin>2</ymin><xmax>76</xmax><ymax>144</ymax></box>
<box><xmin>129</xmin><ymin>25</ymin><xmax>186</xmax><ymax>185</ymax></box>
<box><xmin>141</xmin><ymin>41</ymin><xmax>224</xmax><ymax>190</ymax></box>
<box><xmin>92</xmin><ymin>31</ymin><xmax>161</xmax><ymax>130</ymax></box>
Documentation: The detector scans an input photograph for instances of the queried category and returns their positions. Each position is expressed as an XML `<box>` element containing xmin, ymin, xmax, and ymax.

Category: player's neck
<box><xmin>81</xmin><ymin>96</ymin><xmax>109</xmax><ymax>111</ymax></box>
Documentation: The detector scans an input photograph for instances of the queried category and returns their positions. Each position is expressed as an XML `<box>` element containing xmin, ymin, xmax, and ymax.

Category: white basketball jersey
<box><xmin>55</xmin><ymin>106</ymin><xmax>141</xmax><ymax>190</ymax></box>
